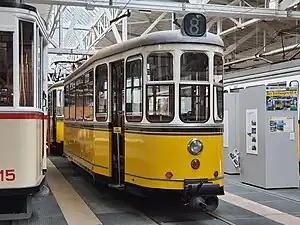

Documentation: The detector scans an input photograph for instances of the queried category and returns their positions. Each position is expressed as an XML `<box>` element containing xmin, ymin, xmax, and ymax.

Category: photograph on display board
<box><xmin>246</xmin><ymin>109</ymin><xmax>258</xmax><ymax>155</ymax></box>
<box><xmin>266</xmin><ymin>86</ymin><xmax>298</xmax><ymax>111</ymax></box>
<box><xmin>269</xmin><ymin>116</ymin><xmax>294</xmax><ymax>133</ymax></box>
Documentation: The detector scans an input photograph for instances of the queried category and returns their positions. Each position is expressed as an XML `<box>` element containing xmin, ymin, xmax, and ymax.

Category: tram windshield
<box><xmin>180</xmin><ymin>52</ymin><xmax>209</xmax><ymax>122</ymax></box>
<box><xmin>180</xmin><ymin>52</ymin><xmax>208</xmax><ymax>81</ymax></box>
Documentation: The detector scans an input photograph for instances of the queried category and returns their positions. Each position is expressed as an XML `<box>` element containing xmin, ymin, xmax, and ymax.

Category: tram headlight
<box><xmin>187</xmin><ymin>138</ymin><xmax>203</xmax><ymax>155</ymax></box>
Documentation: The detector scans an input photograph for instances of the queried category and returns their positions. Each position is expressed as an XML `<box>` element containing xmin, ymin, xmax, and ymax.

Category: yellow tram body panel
<box><xmin>64</xmin><ymin>124</ymin><xmax>224</xmax><ymax>191</ymax></box>
<box><xmin>64</xmin><ymin>125</ymin><xmax>111</xmax><ymax>177</ymax></box>
<box><xmin>56</xmin><ymin>118</ymin><xmax>64</xmax><ymax>143</ymax></box>
<box><xmin>124</xmin><ymin>130</ymin><xmax>224</xmax><ymax>190</ymax></box>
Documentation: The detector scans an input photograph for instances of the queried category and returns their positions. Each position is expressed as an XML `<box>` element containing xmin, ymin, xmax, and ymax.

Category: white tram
<box><xmin>0</xmin><ymin>1</ymin><xmax>48</xmax><ymax>220</ymax></box>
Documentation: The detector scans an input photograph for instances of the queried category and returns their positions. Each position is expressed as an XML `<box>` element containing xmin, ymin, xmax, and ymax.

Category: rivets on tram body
<box><xmin>165</xmin><ymin>171</ymin><xmax>173</xmax><ymax>179</ymax></box>
<box><xmin>214</xmin><ymin>171</ymin><xmax>219</xmax><ymax>177</ymax></box>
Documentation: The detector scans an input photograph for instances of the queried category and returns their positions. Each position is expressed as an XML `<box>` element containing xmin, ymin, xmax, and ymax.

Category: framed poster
<box><xmin>246</xmin><ymin>109</ymin><xmax>258</xmax><ymax>155</ymax></box>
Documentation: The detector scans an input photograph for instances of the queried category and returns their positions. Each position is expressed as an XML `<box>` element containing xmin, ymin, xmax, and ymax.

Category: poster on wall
<box><xmin>223</xmin><ymin>110</ymin><xmax>229</xmax><ymax>147</ymax></box>
<box><xmin>266</xmin><ymin>86</ymin><xmax>298</xmax><ymax>111</ymax></box>
<box><xmin>228</xmin><ymin>148</ymin><xmax>240</xmax><ymax>168</ymax></box>
<box><xmin>269</xmin><ymin>116</ymin><xmax>294</xmax><ymax>133</ymax></box>
<box><xmin>246</xmin><ymin>109</ymin><xmax>258</xmax><ymax>155</ymax></box>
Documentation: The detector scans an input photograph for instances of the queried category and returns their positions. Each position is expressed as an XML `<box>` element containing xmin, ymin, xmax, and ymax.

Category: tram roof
<box><xmin>0</xmin><ymin>2</ymin><xmax>37</xmax><ymax>12</ymax></box>
<box><xmin>64</xmin><ymin>30</ymin><xmax>224</xmax><ymax>84</ymax></box>
<box><xmin>48</xmin><ymin>80</ymin><xmax>64</xmax><ymax>91</ymax></box>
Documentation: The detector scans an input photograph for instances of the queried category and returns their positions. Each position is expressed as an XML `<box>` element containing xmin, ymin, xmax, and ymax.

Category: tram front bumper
<box><xmin>184</xmin><ymin>179</ymin><xmax>224</xmax><ymax>196</ymax></box>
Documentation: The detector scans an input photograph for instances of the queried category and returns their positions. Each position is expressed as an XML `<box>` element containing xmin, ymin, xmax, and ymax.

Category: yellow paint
<box><xmin>124</xmin><ymin>131</ymin><xmax>224</xmax><ymax>190</ymax></box>
<box><xmin>56</xmin><ymin>119</ymin><xmax>64</xmax><ymax>143</ymax></box>
<box><xmin>64</xmin><ymin>125</ymin><xmax>111</xmax><ymax>177</ymax></box>
<box><xmin>63</xmin><ymin>125</ymin><xmax>224</xmax><ymax>192</ymax></box>
<box><xmin>266</xmin><ymin>90</ymin><xmax>297</xmax><ymax>96</ymax></box>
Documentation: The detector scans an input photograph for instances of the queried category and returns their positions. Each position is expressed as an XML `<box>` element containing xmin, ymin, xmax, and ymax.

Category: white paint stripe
<box><xmin>220</xmin><ymin>192</ymin><xmax>300</xmax><ymax>225</ymax></box>
<box><xmin>46</xmin><ymin>159</ymin><xmax>103</xmax><ymax>225</ymax></box>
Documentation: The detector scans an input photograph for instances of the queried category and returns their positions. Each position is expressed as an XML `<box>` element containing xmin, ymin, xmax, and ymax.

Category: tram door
<box><xmin>111</xmin><ymin>60</ymin><xmax>125</xmax><ymax>186</ymax></box>
<box><xmin>52</xmin><ymin>90</ymin><xmax>57</xmax><ymax>143</ymax></box>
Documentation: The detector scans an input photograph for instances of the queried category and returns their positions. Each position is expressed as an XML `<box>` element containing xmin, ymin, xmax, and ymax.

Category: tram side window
<box><xmin>36</xmin><ymin>29</ymin><xmax>43</xmax><ymax>109</ymax></box>
<box><xmin>48</xmin><ymin>92</ymin><xmax>52</xmax><ymax>116</ymax></box>
<box><xmin>64</xmin><ymin>85</ymin><xmax>69</xmax><ymax>120</ymax></box>
<box><xmin>95</xmin><ymin>64</ymin><xmax>108</xmax><ymax>122</ymax></box>
<box><xmin>146</xmin><ymin>85</ymin><xmax>174</xmax><ymax>122</ymax></box>
<box><xmin>180</xmin><ymin>52</ymin><xmax>208</xmax><ymax>81</ymax></box>
<box><xmin>126</xmin><ymin>58</ymin><xmax>142</xmax><ymax>122</ymax></box>
<box><xmin>69</xmin><ymin>82</ymin><xmax>76</xmax><ymax>120</ymax></box>
<box><xmin>0</xmin><ymin>31</ymin><xmax>13</xmax><ymax>106</ymax></box>
<box><xmin>56</xmin><ymin>89</ymin><xmax>63</xmax><ymax>116</ymax></box>
<box><xmin>214</xmin><ymin>86</ymin><xmax>223</xmax><ymax>121</ymax></box>
<box><xmin>214</xmin><ymin>55</ymin><xmax>223</xmax><ymax>84</ymax></box>
<box><xmin>84</xmin><ymin>71</ymin><xmax>94</xmax><ymax>121</ymax></box>
<box><xmin>147</xmin><ymin>52</ymin><xmax>173</xmax><ymax>81</ymax></box>
<box><xmin>19</xmin><ymin>21</ymin><xmax>34</xmax><ymax>107</ymax></box>
<box><xmin>214</xmin><ymin>54</ymin><xmax>223</xmax><ymax>122</ymax></box>
<box><xmin>76</xmin><ymin>76</ymin><xmax>84</xmax><ymax>120</ymax></box>
<box><xmin>179</xmin><ymin>85</ymin><xmax>209</xmax><ymax>122</ymax></box>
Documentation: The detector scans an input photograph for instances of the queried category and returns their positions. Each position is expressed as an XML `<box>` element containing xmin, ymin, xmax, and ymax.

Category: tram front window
<box><xmin>0</xmin><ymin>31</ymin><xmax>13</xmax><ymax>106</ymax></box>
<box><xmin>180</xmin><ymin>85</ymin><xmax>209</xmax><ymax>122</ymax></box>
<box><xmin>147</xmin><ymin>52</ymin><xmax>173</xmax><ymax>81</ymax></box>
<box><xmin>180</xmin><ymin>52</ymin><xmax>208</xmax><ymax>81</ymax></box>
<box><xmin>147</xmin><ymin>85</ymin><xmax>174</xmax><ymax>122</ymax></box>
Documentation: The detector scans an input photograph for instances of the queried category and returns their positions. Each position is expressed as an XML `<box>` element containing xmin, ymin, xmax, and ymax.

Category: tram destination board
<box><xmin>181</xmin><ymin>13</ymin><xmax>207</xmax><ymax>37</ymax></box>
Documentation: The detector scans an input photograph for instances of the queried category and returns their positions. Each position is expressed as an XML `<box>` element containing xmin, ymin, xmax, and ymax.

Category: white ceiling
<box><xmin>26</xmin><ymin>0</ymin><xmax>300</xmax><ymax>74</ymax></box>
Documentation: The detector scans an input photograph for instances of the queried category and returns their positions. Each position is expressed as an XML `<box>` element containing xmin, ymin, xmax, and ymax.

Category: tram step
<box><xmin>108</xmin><ymin>184</ymin><xmax>125</xmax><ymax>190</ymax></box>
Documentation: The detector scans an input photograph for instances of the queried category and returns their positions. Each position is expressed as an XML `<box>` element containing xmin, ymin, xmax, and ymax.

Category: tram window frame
<box><xmin>48</xmin><ymin>92</ymin><xmax>53</xmax><ymax>117</ymax></box>
<box><xmin>75</xmin><ymin>76</ymin><xmax>84</xmax><ymax>121</ymax></box>
<box><xmin>146</xmin><ymin>84</ymin><xmax>175</xmax><ymax>123</ymax></box>
<box><xmin>56</xmin><ymin>89</ymin><xmax>63</xmax><ymax>116</ymax></box>
<box><xmin>19</xmin><ymin>20</ymin><xmax>34</xmax><ymax>107</ymax></box>
<box><xmin>36</xmin><ymin>27</ymin><xmax>42</xmax><ymax>109</ymax></box>
<box><xmin>84</xmin><ymin>70</ymin><xmax>94</xmax><ymax>121</ymax></box>
<box><xmin>0</xmin><ymin>31</ymin><xmax>13</xmax><ymax>107</ymax></box>
<box><xmin>125</xmin><ymin>55</ymin><xmax>143</xmax><ymax>122</ymax></box>
<box><xmin>180</xmin><ymin>52</ymin><xmax>209</xmax><ymax>81</ymax></box>
<box><xmin>95</xmin><ymin>64</ymin><xmax>108</xmax><ymax>122</ymax></box>
<box><xmin>64</xmin><ymin>85</ymin><xmax>70</xmax><ymax>120</ymax></box>
<box><xmin>147</xmin><ymin>52</ymin><xmax>173</xmax><ymax>81</ymax></box>
<box><xmin>179</xmin><ymin>84</ymin><xmax>210</xmax><ymax>123</ymax></box>
<box><xmin>69</xmin><ymin>81</ymin><xmax>76</xmax><ymax>120</ymax></box>
<box><xmin>213</xmin><ymin>86</ymin><xmax>223</xmax><ymax>122</ymax></box>
<box><xmin>213</xmin><ymin>54</ymin><xmax>223</xmax><ymax>84</ymax></box>
<box><xmin>213</xmin><ymin>54</ymin><xmax>224</xmax><ymax>122</ymax></box>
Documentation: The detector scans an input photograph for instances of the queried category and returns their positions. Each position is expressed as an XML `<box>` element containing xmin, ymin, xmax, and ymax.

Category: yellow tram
<box><xmin>48</xmin><ymin>80</ymin><xmax>64</xmax><ymax>155</ymax></box>
<box><xmin>63</xmin><ymin>13</ymin><xmax>224</xmax><ymax>211</ymax></box>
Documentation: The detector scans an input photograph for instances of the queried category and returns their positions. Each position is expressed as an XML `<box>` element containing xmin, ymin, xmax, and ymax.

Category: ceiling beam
<box><xmin>224</xmin><ymin>39</ymin><xmax>300</xmax><ymax>66</ymax></box>
<box><xmin>48</xmin><ymin>48</ymin><xmax>96</xmax><ymax>55</ymax></box>
<box><xmin>141</xmin><ymin>12</ymin><xmax>167</xmax><ymax>36</ymax></box>
<box><xmin>279</xmin><ymin>0</ymin><xmax>300</xmax><ymax>10</ymax></box>
<box><xmin>24</xmin><ymin>0</ymin><xmax>300</xmax><ymax>19</ymax></box>
<box><xmin>225</xmin><ymin>28</ymin><xmax>260</xmax><ymax>55</ymax></box>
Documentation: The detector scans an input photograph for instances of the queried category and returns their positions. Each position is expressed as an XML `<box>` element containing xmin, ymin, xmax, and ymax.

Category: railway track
<box><xmin>72</xmin><ymin>160</ymin><xmax>237</xmax><ymax>225</ymax></box>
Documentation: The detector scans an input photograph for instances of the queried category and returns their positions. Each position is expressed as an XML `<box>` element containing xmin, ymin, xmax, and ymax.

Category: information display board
<box><xmin>266</xmin><ymin>86</ymin><xmax>297</xmax><ymax>111</ymax></box>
